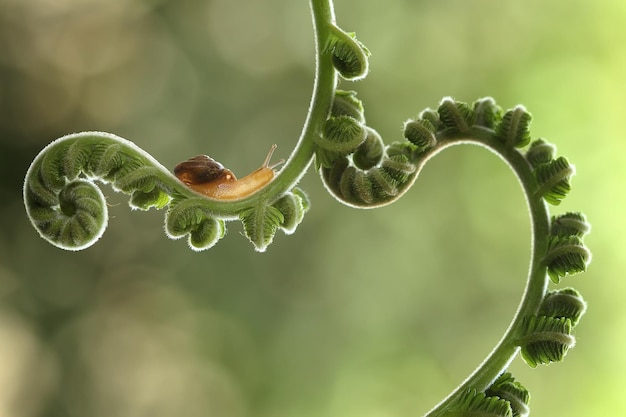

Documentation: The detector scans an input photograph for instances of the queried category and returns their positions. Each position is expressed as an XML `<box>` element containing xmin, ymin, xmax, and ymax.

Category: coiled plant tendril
<box><xmin>23</xmin><ymin>0</ymin><xmax>592</xmax><ymax>415</ymax></box>
<box><xmin>24</xmin><ymin>132</ymin><xmax>309</xmax><ymax>252</ymax></box>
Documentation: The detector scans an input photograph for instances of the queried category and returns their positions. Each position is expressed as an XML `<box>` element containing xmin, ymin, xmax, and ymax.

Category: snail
<box><xmin>174</xmin><ymin>145</ymin><xmax>281</xmax><ymax>200</ymax></box>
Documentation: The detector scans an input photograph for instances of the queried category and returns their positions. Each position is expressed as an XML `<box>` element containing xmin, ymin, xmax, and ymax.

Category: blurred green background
<box><xmin>0</xmin><ymin>0</ymin><xmax>623</xmax><ymax>416</ymax></box>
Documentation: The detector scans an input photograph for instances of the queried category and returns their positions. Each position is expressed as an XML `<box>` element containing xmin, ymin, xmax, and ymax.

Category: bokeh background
<box><xmin>0</xmin><ymin>0</ymin><xmax>623</xmax><ymax>416</ymax></box>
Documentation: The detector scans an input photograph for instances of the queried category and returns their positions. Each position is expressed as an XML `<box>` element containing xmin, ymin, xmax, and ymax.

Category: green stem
<box><xmin>222</xmin><ymin>0</ymin><xmax>337</xmax><ymax>209</ymax></box>
<box><xmin>22</xmin><ymin>0</ymin><xmax>581</xmax><ymax>409</ymax></box>
<box><xmin>158</xmin><ymin>0</ymin><xmax>338</xmax><ymax>216</ymax></box>
<box><xmin>261</xmin><ymin>0</ymin><xmax>338</xmax><ymax>197</ymax></box>
<box><xmin>302</xmin><ymin>7</ymin><xmax>556</xmax><ymax>408</ymax></box>
<box><xmin>22</xmin><ymin>0</ymin><xmax>341</xmax><ymax>251</ymax></box>
<box><xmin>423</xmin><ymin>131</ymin><xmax>551</xmax><ymax>416</ymax></box>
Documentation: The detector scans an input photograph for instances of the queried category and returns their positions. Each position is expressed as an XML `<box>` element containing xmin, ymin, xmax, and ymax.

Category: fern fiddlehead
<box><xmin>314</xmin><ymin>89</ymin><xmax>591</xmax><ymax>416</ymax></box>
<box><xmin>22</xmin><ymin>0</ymin><xmax>592</xmax><ymax>416</ymax></box>
<box><xmin>23</xmin><ymin>132</ymin><xmax>310</xmax><ymax>252</ymax></box>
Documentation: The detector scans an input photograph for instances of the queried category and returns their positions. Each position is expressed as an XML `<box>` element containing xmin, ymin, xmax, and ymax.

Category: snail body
<box><xmin>174</xmin><ymin>145</ymin><xmax>278</xmax><ymax>200</ymax></box>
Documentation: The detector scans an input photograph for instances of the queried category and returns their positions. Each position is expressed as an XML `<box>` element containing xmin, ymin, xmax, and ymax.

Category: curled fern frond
<box><xmin>486</xmin><ymin>373</ymin><xmax>530</xmax><ymax>417</ymax></box>
<box><xmin>24</xmin><ymin>132</ymin><xmax>176</xmax><ymax>250</ymax></box>
<box><xmin>437</xmin><ymin>96</ymin><xmax>509</xmax><ymax>134</ymax></box>
<box><xmin>319</xmin><ymin>115</ymin><xmax>368</xmax><ymax>153</ymax></box>
<box><xmin>314</xmin><ymin>115</ymin><xmax>367</xmax><ymax>168</ymax></box>
<box><xmin>403</xmin><ymin>118</ymin><xmax>437</xmax><ymax>151</ymax></box>
<box><xmin>419</xmin><ymin>108</ymin><xmax>442</xmax><ymax>130</ymax></box>
<box><xmin>113</xmin><ymin>166</ymin><xmax>164</xmax><ymax>195</ymax></box>
<box><xmin>525</xmin><ymin>139</ymin><xmax>556</xmax><ymax>168</ymax></box>
<box><xmin>164</xmin><ymin>198</ymin><xmax>226</xmax><ymax>251</ymax></box>
<box><xmin>551</xmin><ymin>212</ymin><xmax>590</xmax><ymax>238</ymax></box>
<box><xmin>543</xmin><ymin>235</ymin><xmax>591</xmax><ymax>283</ymax></box>
<box><xmin>189</xmin><ymin>218</ymin><xmax>226</xmax><ymax>251</ymax></box>
<box><xmin>438</xmin><ymin>98</ymin><xmax>476</xmax><ymax>133</ymax></box>
<box><xmin>538</xmin><ymin>288</ymin><xmax>587</xmax><ymax>327</ymax></box>
<box><xmin>380</xmin><ymin>153</ymin><xmax>416</xmax><ymax>185</ymax></box>
<box><xmin>518</xmin><ymin>316</ymin><xmax>575</xmax><ymax>368</ymax></box>
<box><xmin>495</xmin><ymin>106</ymin><xmax>532</xmax><ymax>148</ymax></box>
<box><xmin>130</xmin><ymin>187</ymin><xmax>171</xmax><ymax>211</ymax></box>
<box><xmin>25</xmin><ymin>178</ymin><xmax>108</xmax><ymax>251</ymax></box>
<box><xmin>327</xmin><ymin>26</ymin><xmax>370</xmax><ymax>81</ymax></box>
<box><xmin>473</xmin><ymin>97</ymin><xmax>503</xmax><ymax>129</ymax></box>
<box><xmin>25</xmin><ymin>0</ymin><xmax>595</xmax><ymax>411</ymax></box>
<box><xmin>272</xmin><ymin>188</ymin><xmax>309</xmax><ymax>235</ymax></box>
<box><xmin>25</xmin><ymin>132</ymin><xmax>309</xmax><ymax>252</ymax></box>
<box><xmin>320</xmin><ymin>147</ymin><xmax>418</xmax><ymax>208</ymax></box>
<box><xmin>331</xmin><ymin>90</ymin><xmax>365</xmax><ymax>123</ymax></box>
<box><xmin>352</xmin><ymin>127</ymin><xmax>384</xmax><ymax>170</ymax></box>
<box><xmin>534</xmin><ymin>156</ymin><xmax>575</xmax><ymax>205</ymax></box>
<box><xmin>444</xmin><ymin>389</ymin><xmax>513</xmax><ymax>417</ymax></box>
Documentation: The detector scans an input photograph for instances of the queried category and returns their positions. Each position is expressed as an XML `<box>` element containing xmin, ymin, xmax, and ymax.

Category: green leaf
<box><xmin>486</xmin><ymin>373</ymin><xmax>530</xmax><ymax>417</ymax></box>
<box><xmin>496</xmin><ymin>106</ymin><xmax>532</xmax><ymax>148</ymax></box>
<box><xmin>544</xmin><ymin>235</ymin><xmax>590</xmax><ymax>283</ymax></box>
<box><xmin>525</xmin><ymin>139</ymin><xmax>555</xmax><ymax>168</ymax></box>
<box><xmin>438</xmin><ymin>98</ymin><xmax>475</xmax><ymax>133</ymax></box>
<box><xmin>551</xmin><ymin>212</ymin><xmax>590</xmax><ymax>238</ymax></box>
<box><xmin>240</xmin><ymin>204</ymin><xmax>285</xmax><ymax>252</ymax></box>
<box><xmin>352</xmin><ymin>127</ymin><xmax>384</xmax><ymax>170</ymax></box>
<box><xmin>444</xmin><ymin>389</ymin><xmax>513</xmax><ymax>417</ymax></box>
<box><xmin>273</xmin><ymin>190</ymin><xmax>309</xmax><ymax>235</ymax></box>
<box><xmin>130</xmin><ymin>187</ymin><xmax>171</xmax><ymax>211</ymax></box>
<box><xmin>403</xmin><ymin>119</ymin><xmax>437</xmax><ymax>151</ymax></box>
<box><xmin>331</xmin><ymin>90</ymin><xmax>365</xmax><ymax>123</ymax></box>
<box><xmin>519</xmin><ymin>316</ymin><xmax>575</xmax><ymax>368</ymax></box>
<box><xmin>113</xmin><ymin>166</ymin><xmax>162</xmax><ymax>194</ymax></box>
<box><xmin>538</xmin><ymin>288</ymin><xmax>587</xmax><ymax>327</ymax></box>
<box><xmin>317</xmin><ymin>115</ymin><xmax>367</xmax><ymax>154</ymax></box>
<box><xmin>328</xmin><ymin>27</ymin><xmax>370</xmax><ymax>80</ymax></box>
<box><xmin>31</xmin><ymin>179</ymin><xmax>108</xmax><ymax>251</ymax></box>
<box><xmin>188</xmin><ymin>218</ymin><xmax>226</xmax><ymax>251</ymax></box>
<box><xmin>473</xmin><ymin>97</ymin><xmax>503</xmax><ymax>129</ymax></box>
<box><xmin>534</xmin><ymin>156</ymin><xmax>575</xmax><ymax>205</ymax></box>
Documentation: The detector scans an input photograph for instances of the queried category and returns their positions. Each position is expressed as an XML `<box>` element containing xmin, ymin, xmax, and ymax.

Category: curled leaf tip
<box><xmin>189</xmin><ymin>218</ymin><xmax>226</xmax><ymax>251</ymax></box>
<box><xmin>496</xmin><ymin>105</ymin><xmax>532</xmax><ymax>148</ymax></box>
<box><xmin>352</xmin><ymin>127</ymin><xmax>384</xmax><ymax>170</ymax></box>
<box><xmin>444</xmin><ymin>389</ymin><xmax>513</xmax><ymax>417</ymax></box>
<box><xmin>525</xmin><ymin>139</ymin><xmax>556</xmax><ymax>168</ymax></box>
<box><xmin>419</xmin><ymin>108</ymin><xmax>441</xmax><ymax>130</ymax></box>
<box><xmin>25</xmin><ymin>178</ymin><xmax>108</xmax><ymax>251</ymax></box>
<box><xmin>438</xmin><ymin>97</ymin><xmax>475</xmax><ymax>133</ymax></box>
<box><xmin>332</xmin><ymin>90</ymin><xmax>365</xmax><ymax>123</ymax></box>
<box><xmin>403</xmin><ymin>119</ymin><xmax>437</xmax><ymax>151</ymax></box>
<box><xmin>519</xmin><ymin>316</ymin><xmax>575</xmax><ymax>368</ymax></box>
<box><xmin>316</xmin><ymin>115</ymin><xmax>367</xmax><ymax>153</ymax></box>
<box><xmin>165</xmin><ymin>198</ymin><xmax>226</xmax><ymax>251</ymax></box>
<box><xmin>473</xmin><ymin>97</ymin><xmax>503</xmax><ymax>129</ymax></box>
<box><xmin>328</xmin><ymin>26</ymin><xmax>370</xmax><ymax>81</ymax></box>
<box><xmin>544</xmin><ymin>235</ymin><xmax>591</xmax><ymax>283</ymax></box>
<box><xmin>538</xmin><ymin>288</ymin><xmax>587</xmax><ymax>327</ymax></box>
<box><xmin>534</xmin><ymin>156</ymin><xmax>575</xmax><ymax>205</ymax></box>
<box><xmin>314</xmin><ymin>115</ymin><xmax>367</xmax><ymax>168</ymax></box>
<box><xmin>320</xmin><ymin>151</ymin><xmax>417</xmax><ymax>209</ymax></box>
<box><xmin>486</xmin><ymin>373</ymin><xmax>530</xmax><ymax>417</ymax></box>
<box><xmin>551</xmin><ymin>212</ymin><xmax>590</xmax><ymax>238</ymax></box>
<box><xmin>273</xmin><ymin>188</ymin><xmax>310</xmax><ymax>235</ymax></box>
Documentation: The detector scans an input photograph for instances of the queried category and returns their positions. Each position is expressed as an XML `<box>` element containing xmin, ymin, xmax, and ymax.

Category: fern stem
<box><xmin>424</xmin><ymin>133</ymin><xmax>551</xmax><ymax>416</ymax></box>
<box><xmin>259</xmin><ymin>0</ymin><xmax>338</xmax><ymax>197</ymax></box>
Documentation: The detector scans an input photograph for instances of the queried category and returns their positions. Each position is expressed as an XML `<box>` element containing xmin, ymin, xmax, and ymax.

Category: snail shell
<box><xmin>174</xmin><ymin>155</ymin><xmax>236</xmax><ymax>186</ymax></box>
<box><xmin>174</xmin><ymin>146</ymin><xmax>278</xmax><ymax>200</ymax></box>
